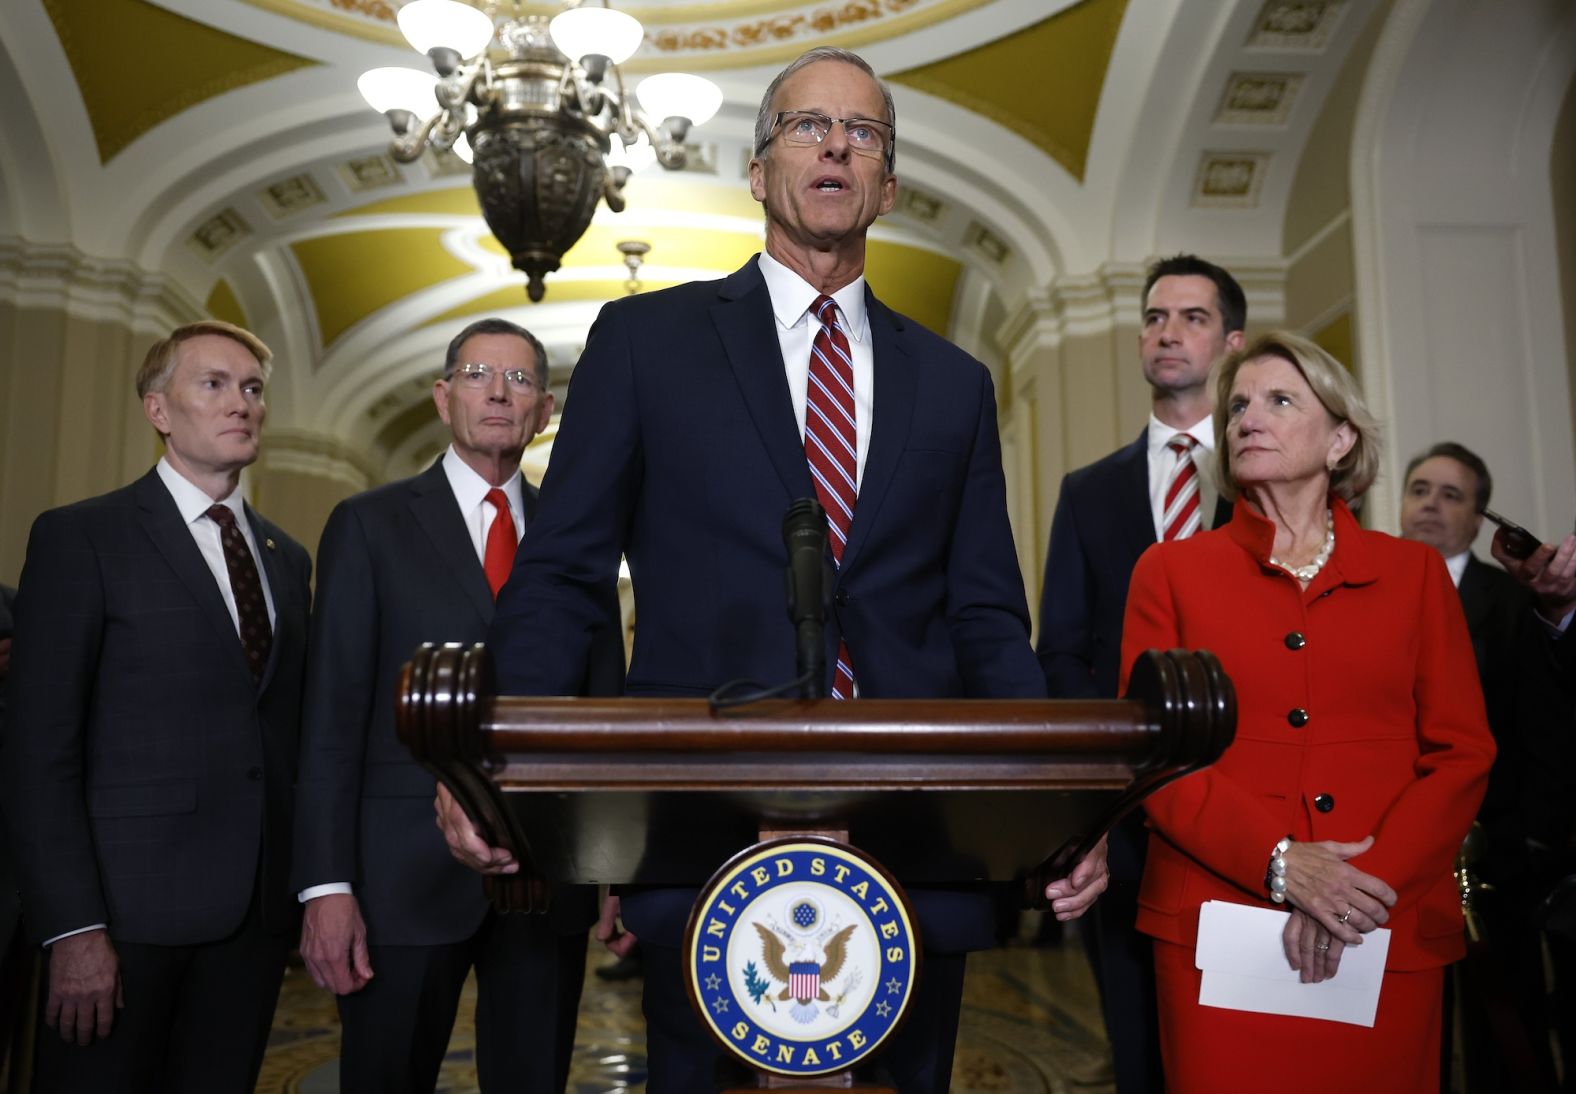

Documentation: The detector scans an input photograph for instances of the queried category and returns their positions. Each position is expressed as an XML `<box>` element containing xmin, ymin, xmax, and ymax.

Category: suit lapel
<box><xmin>1458</xmin><ymin>555</ymin><xmax>1492</xmax><ymax>631</ymax></box>
<box><xmin>1116</xmin><ymin>430</ymin><xmax>1158</xmax><ymax>551</ymax></box>
<box><xmin>134</xmin><ymin>470</ymin><xmax>255</xmax><ymax>683</ymax></box>
<box><xmin>839</xmin><ymin>292</ymin><xmax>916</xmax><ymax>574</ymax></box>
<box><xmin>712</xmin><ymin>258</ymin><xmax>815</xmax><ymax>502</ymax></box>
<box><xmin>408</xmin><ymin>460</ymin><xmax>495</xmax><ymax>623</ymax></box>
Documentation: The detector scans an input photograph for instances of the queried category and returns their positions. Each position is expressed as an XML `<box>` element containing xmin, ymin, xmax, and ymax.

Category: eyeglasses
<box><xmin>771</xmin><ymin>111</ymin><xmax>895</xmax><ymax>161</ymax></box>
<box><xmin>446</xmin><ymin>362</ymin><xmax>539</xmax><ymax>392</ymax></box>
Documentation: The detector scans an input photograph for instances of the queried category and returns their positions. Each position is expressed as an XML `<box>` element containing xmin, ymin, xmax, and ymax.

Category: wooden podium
<box><xmin>396</xmin><ymin>643</ymin><xmax>1234</xmax><ymax>1085</ymax></box>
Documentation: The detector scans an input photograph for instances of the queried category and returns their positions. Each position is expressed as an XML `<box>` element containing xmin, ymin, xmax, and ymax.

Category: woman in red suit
<box><xmin>1121</xmin><ymin>331</ymin><xmax>1495</xmax><ymax>1092</ymax></box>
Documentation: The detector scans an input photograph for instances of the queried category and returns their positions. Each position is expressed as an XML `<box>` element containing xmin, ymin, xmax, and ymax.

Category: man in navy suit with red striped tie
<box><xmin>436</xmin><ymin>46</ymin><xmax>1109</xmax><ymax>1093</ymax></box>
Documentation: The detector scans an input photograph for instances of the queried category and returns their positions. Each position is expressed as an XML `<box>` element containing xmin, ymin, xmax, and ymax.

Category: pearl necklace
<box><xmin>1270</xmin><ymin>508</ymin><xmax>1335</xmax><ymax>582</ymax></box>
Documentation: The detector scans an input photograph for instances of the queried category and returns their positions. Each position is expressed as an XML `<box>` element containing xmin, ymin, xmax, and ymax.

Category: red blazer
<box><xmin>1121</xmin><ymin>498</ymin><xmax>1495</xmax><ymax>970</ymax></box>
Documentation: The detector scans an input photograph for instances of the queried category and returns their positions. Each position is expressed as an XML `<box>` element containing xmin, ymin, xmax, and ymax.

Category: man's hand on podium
<box><xmin>596</xmin><ymin>894</ymin><xmax>638</xmax><ymax>957</ymax></box>
<box><xmin>1044</xmin><ymin>836</ymin><xmax>1109</xmax><ymax>921</ymax></box>
<box><xmin>434</xmin><ymin>783</ymin><xmax>519</xmax><ymax>874</ymax></box>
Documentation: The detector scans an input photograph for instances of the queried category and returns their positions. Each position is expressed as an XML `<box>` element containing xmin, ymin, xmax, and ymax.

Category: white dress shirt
<box><xmin>1445</xmin><ymin>550</ymin><xmax>1471</xmax><ymax>588</ymax></box>
<box><xmin>157</xmin><ymin>457</ymin><xmax>276</xmax><ymax>631</ymax></box>
<box><xmin>1146</xmin><ymin>414</ymin><xmax>1218</xmax><ymax>541</ymax></box>
<box><xmin>299</xmin><ymin>447</ymin><xmax>524</xmax><ymax>905</ymax></box>
<box><xmin>442</xmin><ymin>445</ymin><xmax>527</xmax><ymax>553</ymax></box>
<box><xmin>758</xmin><ymin>251</ymin><xmax>874</xmax><ymax>490</ymax></box>
<box><xmin>48</xmin><ymin>459</ymin><xmax>276</xmax><ymax>947</ymax></box>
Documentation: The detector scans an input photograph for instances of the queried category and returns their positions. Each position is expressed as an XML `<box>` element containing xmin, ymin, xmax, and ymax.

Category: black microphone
<box><xmin>782</xmin><ymin>498</ymin><xmax>828</xmax><ymax>699</ymax></box>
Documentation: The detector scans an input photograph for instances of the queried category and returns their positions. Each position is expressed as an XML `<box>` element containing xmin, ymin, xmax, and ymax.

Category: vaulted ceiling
<box><xmin>0</xmin><ymin>0</ymin><xmax>1379</xmax><ymax>479</ymax></box>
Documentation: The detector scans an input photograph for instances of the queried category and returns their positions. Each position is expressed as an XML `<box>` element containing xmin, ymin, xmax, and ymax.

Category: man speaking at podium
<box><xmin>437</xmin><ymin>46</ymin><xmax>1108</xmax><ymax>1091</ymax></box>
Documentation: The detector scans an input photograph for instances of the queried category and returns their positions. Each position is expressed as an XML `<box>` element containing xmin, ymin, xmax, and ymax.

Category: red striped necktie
<box><xmin>804</xmin><ymin>294</ymin><xmax>857</xmax><ymax>699</ymax></box>
<box><xmin>1162</xmin><ymin>433</ymin><xmax>1201</xmax><ymax>541</ymax></box>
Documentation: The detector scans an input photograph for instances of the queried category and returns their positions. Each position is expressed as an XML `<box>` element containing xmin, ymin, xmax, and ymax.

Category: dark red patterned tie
<box><xmin>482</xmin><ymin>488</ymin><xmax>517</xmax><ymax>598</ymax></box>
<box><xmin>804</xmin><ymin>294</ymin><xmax>857</xmax><ymax>699</ymax></box>
<box><xmin>208</xmin><ymin>505</ymin><xmax>272</xmax><ymax>684</ymax></box>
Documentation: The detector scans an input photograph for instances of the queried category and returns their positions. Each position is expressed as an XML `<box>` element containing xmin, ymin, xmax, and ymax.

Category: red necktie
<box><xmin>482</xmin><ymin>488</ymin><xmax>517</xmax><ymax>598</ymax></box>
<box><xmin>804</xmin><ymin>294</ymin><xmax>857</xmax><ymax>699</ymax></box>
<box><xmin>1162</xmin><ymin>434</ymin><xmax>1201</xmax><ymax>541</ymax></box>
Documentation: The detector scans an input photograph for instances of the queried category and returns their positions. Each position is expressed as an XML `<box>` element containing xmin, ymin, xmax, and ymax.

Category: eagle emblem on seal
<box><xmin>751</xmin><ymin>895</ymin><xmax>859</xmax><ymax>1024</ymax></box>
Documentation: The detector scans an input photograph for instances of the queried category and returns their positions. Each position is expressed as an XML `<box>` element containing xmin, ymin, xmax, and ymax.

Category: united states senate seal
<box><xmin>684</xmin><ymin>837</ymin><xmax>918</xmax><ymax>1077</ymax></box>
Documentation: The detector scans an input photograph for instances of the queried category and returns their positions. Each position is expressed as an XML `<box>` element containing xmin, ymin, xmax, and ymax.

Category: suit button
<box><xmin>247</xmin><ymin>767</ymin><xmax>263</xmax><ymax>781</ymax></box>
<box><xmin>834</xmin><ymin>590</ymin><xmax>849</xmax><ymax>607</ymax></box>
<box><xmin>1314</xmin><ymin>793</ymin><xmax>1335</xmax><ymax>813</ymax></box>
<box><xmin>1287</xmin><ymin>708</ymin><xmax>1309</xmax><ymax>728</ymax></box>
<box><xmin>1284</xmin><ymin>632</ymin><xmax>1306</xmax><ymax>650</ymax></box>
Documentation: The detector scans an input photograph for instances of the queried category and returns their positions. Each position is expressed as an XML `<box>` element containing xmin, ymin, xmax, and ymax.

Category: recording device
<box><xmin>1480</xmin><ymin>507</ymin><xmax>1540</xmax><ymax>560</ymax></box>
<box><xmin>782</xmin><ymin>498</ymin><xmax>829</xmax><ymax>700</ymax></box>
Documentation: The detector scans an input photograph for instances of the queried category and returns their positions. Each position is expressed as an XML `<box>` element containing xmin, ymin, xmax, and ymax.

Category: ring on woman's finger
<box><xmin>1315</xmin><ymin>942</ymin><xmax>1330</xmax><ymax>952</ymax></box>
<box><xmin>1337</xmin><ymin>909</ymin><xmax>1352</xmax><ymax>925</ymax></box>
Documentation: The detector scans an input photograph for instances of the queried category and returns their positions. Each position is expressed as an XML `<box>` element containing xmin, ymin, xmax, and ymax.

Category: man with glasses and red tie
<box><xmin>291</xmin><ymin>318</ymin><xmax>622</xmax><ymax>1093</ymax></box>
<box><xmin>435</xmin><ymin>48</ymin><xmax>1108</xmax><ymax>1092</ymax></box>
<box><xmin>0</xmin><ymin>321</ymin><xmax>312</xmax><ymax>1092</ymax></box>
<box><xmin>1035</xmin><ymin>254</ymin><xmax>1245</xmax><ymax>1093</ymax></box>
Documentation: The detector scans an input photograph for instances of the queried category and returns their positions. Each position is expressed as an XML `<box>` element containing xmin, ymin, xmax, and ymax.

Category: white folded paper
<box><xmin>1195</xmin><ymin>900</ymin><xmax>1391</xmax><ymax>1027</ymax></box>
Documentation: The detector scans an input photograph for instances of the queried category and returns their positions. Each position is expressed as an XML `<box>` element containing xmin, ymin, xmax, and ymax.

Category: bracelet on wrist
<box><xmin>1266</xmin><ymin>835</ymin><xmax>1293</xmax><ymax>904</ymax></box>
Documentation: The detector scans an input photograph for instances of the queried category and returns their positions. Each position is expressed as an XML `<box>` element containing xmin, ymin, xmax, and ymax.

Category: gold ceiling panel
<box><xmin>426</xmin><ymin>239</ymin><xmax>960</xmax><ymax>342</ymax></box>
<box><xmin>865</xmin><ymin>241</ymin><xmax>960</xmax><ymax>338</ymax></box>
<box><xmin>44</xmin><ymin>0</ymin><xmax>316</xmax><ymax>164</ymax></box>
<box><xmin>204</xmin><ymin>278</ymin><xmax>249</xmax><ymax>329</ymax></box>
<box><xmin>337</xmin><ymin>178</ymin><xmax>768</xmax><ymax>225</ymax></box>
<box><xmin>423</xmin><ymin>281</ymin><xmax>687</xmax><ymax>330</ymax></box>
<box><xmin>890</xmin><ymin>0</ymin><xmax>1127</xmax><ymax>182</ymax></box>
<box><xmin>477</xmin><ymin>222</ymin><xmax>763</xmax><ymax>273</ymax></box>
<box><xmin>289</xmin><ymin>228</ymin><xmax>474</xmax><ymax>348</ymax></box>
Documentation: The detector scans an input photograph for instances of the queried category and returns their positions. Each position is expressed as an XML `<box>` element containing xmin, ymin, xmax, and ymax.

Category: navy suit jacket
<box><xmin>1458</xmin><ymin>553</ymin><xmax>1575</xmax><ymax>878</ymax></box>
<box><xmin>0</xmin><ymin>470</ymin><xmax>310</xmax><ymax>945</ymax></box>
<box><xmin>291</xmin><ymin>460</ymin><xmax>617</xmax><ymax>944</ymax></box>
<box><xmin>1037</xmin><ymin>428</ymin><xmax>1230</xmax><ymax>701</ymax></box>
<box><xmin>489</xmin><ymin>256</ymin><xmax>1043</xmax><ymax>950</ymax></box>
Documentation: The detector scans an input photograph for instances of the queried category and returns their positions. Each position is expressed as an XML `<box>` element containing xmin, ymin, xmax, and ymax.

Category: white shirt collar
<box><xmin>157</xmin><ymin>456</ymin><xmax>245</xmax><ymax>526</ymax></box>
<box><xmin>758</xmin><ymin>251</ymin><xmax>870</xmax><ymax>344</ymax></box>
<box><xmin>441</xmin><ymin>445</ymin><xmax>524</xmax><ymax>516</ymax></box>
<box><xmin>1147</xmin><ymin>413</ymin><xmax>1216</xmax><ymax>456</ymax></box>
<box><xmin>1445</xmin><ymin>549</ymin><xmax>1471</xmax><ymax>587</ymax></box>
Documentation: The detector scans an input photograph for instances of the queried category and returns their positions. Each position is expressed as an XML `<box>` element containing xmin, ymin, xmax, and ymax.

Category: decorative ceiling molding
<box><xmin>1192</xmin><ymin>151</ymin><xmax>1271</xmax><ymax>208</ymax></box>
<box><xmin>0</xmin><ymin>235</ymin><xmax>203</xmax><ymax>329</ymax></box>
<box><xmin>1247</xmin><ymin>0</ymin><xmax>1348</xmax><ymax>51</ymax></box>
<box><xmin>1215</xmin><ymin>72</ymin><xmax>1304</xmax><ymax>126</ymax></box>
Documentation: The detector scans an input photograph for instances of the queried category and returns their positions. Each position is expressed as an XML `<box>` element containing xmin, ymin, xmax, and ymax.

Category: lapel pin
<box><xmin>265</xmin><ymin>538</ymin><xmax>276</xmax><ymax>550</ymax></box>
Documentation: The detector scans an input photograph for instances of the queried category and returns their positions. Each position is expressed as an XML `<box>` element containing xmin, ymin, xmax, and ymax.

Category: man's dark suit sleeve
<box><xmin>0</xmin><ymin>508</ymin><xmax>110</xmax><ymax>940</ymax></box>
<box><xmin>1036</xmin><ymin>476</ymin><xmax>1100</xmax><ymax>699</ymax></box>
<box><xmin>945</xmin><ymin>367</ymin><xmax>1043</xmax><ymax>698</ymax></box>
<box><xmin>291</xmin><ymin>501</ymin><xmax>381</xmax><ymax>891</ymax></box>
<box><xmin>492</xmin><ymin>305</ymin><xmax>640</xmax><ymax>697</ymax></box>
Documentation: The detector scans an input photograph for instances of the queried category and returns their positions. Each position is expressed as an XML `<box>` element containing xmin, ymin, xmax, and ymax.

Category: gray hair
<box><xmin>751</xmin><ymin>47</ymin><xmax>897</xmax><ymax>172</ymax></box>
<box><xmin>443</xmin><ymin>317</ymin><xmax>548</xmax><ymax>391</ymax></box>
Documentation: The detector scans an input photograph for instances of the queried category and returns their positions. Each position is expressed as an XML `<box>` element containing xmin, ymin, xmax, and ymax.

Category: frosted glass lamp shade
<box><xmin>358</xmin><ymin>67</ymin><xmax>441</xmax><ymax>117</ymax></box>
<box><xmin>549</xmin><ymin>7</ymin><xmax>644</xmax><ymax>65</ymax></box>
<box><xmin>636</xmin><ymin>73</ymin><xmax>722</xmax><ymax>126</ymax></box>
<box><xmin>397</xmin><ymin>0</ymin><xmax>496</xmax><ymax>59</ymax></box>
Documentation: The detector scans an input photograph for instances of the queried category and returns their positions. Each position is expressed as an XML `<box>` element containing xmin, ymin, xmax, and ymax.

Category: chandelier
<box><xmin>359</xmin><ymin>0</ymin><xmax>722</xmax><ymax>301</ymax></box>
